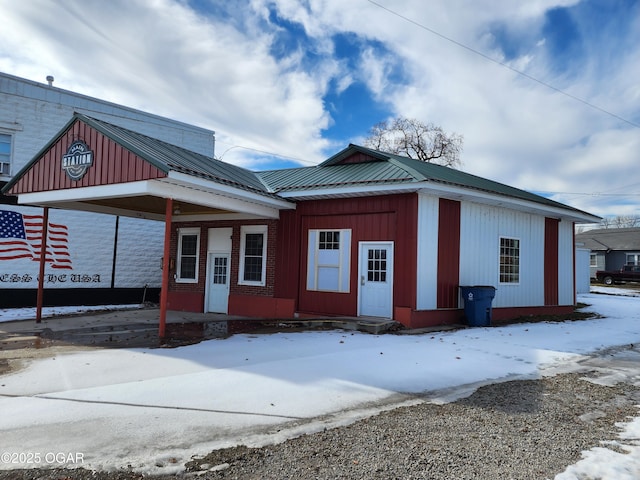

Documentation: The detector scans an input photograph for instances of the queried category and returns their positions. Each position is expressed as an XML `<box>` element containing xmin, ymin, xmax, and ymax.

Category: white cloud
<box><xmin>0</xmin><ymin>0</ymin><xmax>637</xmax><ymax>218</ymax></box>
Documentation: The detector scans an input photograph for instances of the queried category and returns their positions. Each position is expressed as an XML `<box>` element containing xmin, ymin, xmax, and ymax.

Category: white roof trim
<box><xmin>278</xmin><ymin>180</ymin><xmax>599</xmax><ymax>223</ymax></box>
<box><xmin>165</xmin><ymin>171</ymin><xmax>295</xmax><ymax>210</ymax></box>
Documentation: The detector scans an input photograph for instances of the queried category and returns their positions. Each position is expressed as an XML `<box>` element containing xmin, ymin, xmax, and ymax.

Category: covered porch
<box><xmin>2</xmin><ymin>113</ymin><xmax>294</xmax><ymax>338</ymax></box>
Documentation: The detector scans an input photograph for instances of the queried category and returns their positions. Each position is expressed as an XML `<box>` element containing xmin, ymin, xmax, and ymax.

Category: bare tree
<box><xmin>363</xmin><ymin>117</ymin><xmax>464</xmax><ymax>168</ymax></box>
<box><xmin>599</xmin><ymin>215</ymin><xmax>640</xmax><ymax>228</ymax></box>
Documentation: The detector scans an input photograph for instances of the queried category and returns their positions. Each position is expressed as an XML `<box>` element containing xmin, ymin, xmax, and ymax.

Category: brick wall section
<box><xmin>169</xmin><ymin>218</ymin><xmax>278</xmax><ymax>298</ymax></box>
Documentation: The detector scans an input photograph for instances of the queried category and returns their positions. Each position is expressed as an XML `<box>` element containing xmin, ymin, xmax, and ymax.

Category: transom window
<box><xmin>319</xmin><ymin>231</ymin><xmax>340</xmax><ymax>250</ymax></box>
<box><xmin>177</xmin><ymin>228</ymin><xmax>200</xmax><ymax>283</ymax></box>
<box><xmin>499</xmin><ymin>237</ymin><xmax>520</xmax><ymax>284</ymax></box>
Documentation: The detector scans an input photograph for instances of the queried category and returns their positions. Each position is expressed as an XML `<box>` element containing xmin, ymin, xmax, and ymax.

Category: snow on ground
<box><xmin>0</xmin><ymin>288</ymin><xmax>639</xmax><ymax>478</ymax></box>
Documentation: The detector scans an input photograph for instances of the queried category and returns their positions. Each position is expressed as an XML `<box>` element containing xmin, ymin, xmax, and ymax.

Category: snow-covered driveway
<box><xmin>1</xmin><ymin>290</ymin><xmax>639</xmax><ymax>477</ymax></box>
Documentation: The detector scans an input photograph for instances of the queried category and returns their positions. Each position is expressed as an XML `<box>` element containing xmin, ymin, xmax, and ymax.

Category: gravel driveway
<box><xmin>2</xmin><ymin>369</ymin><xmax>638</xmax><ymax>480</ymax></box>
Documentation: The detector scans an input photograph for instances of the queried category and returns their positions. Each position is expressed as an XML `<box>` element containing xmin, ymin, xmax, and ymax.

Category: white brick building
<box><xmin>0</xmin><ymin>72</ymin><xmax>215</xmax><ymax>307</ymax></box>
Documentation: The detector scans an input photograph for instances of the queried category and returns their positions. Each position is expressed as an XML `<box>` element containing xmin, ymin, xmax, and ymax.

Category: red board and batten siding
<box><xmin>544</xmin><ymin>217</ymin><xmax>559</xmax><ymax>306</ymax></box>
<box><xmin>275</xmin><ymin>194</ymin><xmax>418</xmax><ymax>317</ymax></box>
<box><xmin>436</xmin><ymin>198</ymin><xmax>461</xmax><ymax>309</ymax></box>
<box><xmin>8</xmin><ymin>119</ymin><xmax>166</xmax><ymax>195</ymax></box>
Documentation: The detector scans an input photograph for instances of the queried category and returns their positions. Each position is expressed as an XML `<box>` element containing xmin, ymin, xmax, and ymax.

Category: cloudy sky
<box><xmin>1</xmin><ymin>0</ymin><xmax>638</xmax><ymax>219</ymax></box>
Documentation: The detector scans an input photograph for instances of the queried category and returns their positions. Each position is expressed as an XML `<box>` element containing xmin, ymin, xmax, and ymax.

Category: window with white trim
<box><xmin>499</xmin><ymin>237</ymin><xmax>520</xmax><ymax>284</ymax></box>
<box><xmin>590</xmin><ymin>254</ymin><xmax>598</xmax><ymax>267</ymax></box>
<box><xmin>239</xmin><ymin>225</ymin><xmax>267</xmax><ymax>286</ymax></box>
<box><xmin>307</xmin><ymin>229</ymin><xmax>351</xmax><ymax>292</ymax></box>
<box><xmin>177</xmin><ymin>228</ymin><xmax>200</xmax><ymax>282</ymax></box>
<box><xmin>0</xmin><ymin>133</ymin><xmax>11</xmax><ymax>176</ymax></box>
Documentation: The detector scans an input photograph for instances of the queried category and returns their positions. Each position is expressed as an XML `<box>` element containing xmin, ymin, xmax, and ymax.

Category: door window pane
<box><xmin>367</xmin><ymin>249</ymin><xmax>387</xmax><ymax>282</ymax></box>
<box><xmin>213</xmin><ymin>257</ymin><xmax>228</xmax><ymax>284</ymax></box>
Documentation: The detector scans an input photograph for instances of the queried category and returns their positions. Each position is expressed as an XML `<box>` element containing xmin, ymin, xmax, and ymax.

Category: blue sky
<box><xmin>1</xmin><ymin>0</ymin><xmax>639</xmax><ymax>219</ymax></box>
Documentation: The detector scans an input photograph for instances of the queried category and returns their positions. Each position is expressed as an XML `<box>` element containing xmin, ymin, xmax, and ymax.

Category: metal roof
<box><xmin>1</xmin><ymin>113</ymin><xmax>271</xmax><ymax>197</ymax></box>
<box><xmin>77</xmin><ymin>114</ymin><xmax>271</xmax><ymax>194</ymax></box>
<box><xmin>2</xmin><ymin>122</ymin><xmax>601</xmax><ymax>223</ymax></box>
<box><xmin>257</xmin><ymin>159</ymin><xmax>415</xmax><ymax>191</ymax></box>
<box><xmin>259</xmin><ymin>144</ymin><xmax>599</xmax><ymax>220</ymax></box>
<box><xmin>576</xmin><ymin>227</ymin><xmax>640</xmax><ymax>251</ymax></box>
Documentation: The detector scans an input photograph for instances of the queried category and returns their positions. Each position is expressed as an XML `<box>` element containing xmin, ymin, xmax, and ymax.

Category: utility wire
<box><xmin>216</xmin><ymin>142</ymin><xmax>317</xmax><ymax>165</ymax></box>
<box><xmin>367</xmin><ymin>0</ymin><xmax>640</xmax><ymax>129</ymax></box>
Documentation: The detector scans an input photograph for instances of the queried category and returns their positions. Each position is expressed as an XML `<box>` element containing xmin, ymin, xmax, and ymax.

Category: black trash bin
<box><xmin>459</xmin><ymin>286</ymin><xmax>496</xmax><ymax>327</ymax></box>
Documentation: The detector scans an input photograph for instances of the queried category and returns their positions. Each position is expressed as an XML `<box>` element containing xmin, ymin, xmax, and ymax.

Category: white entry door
<box><xmin>207</xmin><ymin>253</ymin><xmax>230</xmax><ymax>313</ymax></box>
<box><xmin>358</xmin><ymin>242</ymin><xmax>394</xmax><ymax>318</ymax></box>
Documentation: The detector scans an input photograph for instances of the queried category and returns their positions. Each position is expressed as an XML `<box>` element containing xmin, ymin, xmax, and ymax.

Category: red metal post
<box><xmin>36</xmin><ymin>207</ymin><xmax>49</xmax><ymax>323</ymax></box>
<box><xmin>159</xmin><ymin>198</ymin><xmax>173</xmax><ymax>339</ymax></box>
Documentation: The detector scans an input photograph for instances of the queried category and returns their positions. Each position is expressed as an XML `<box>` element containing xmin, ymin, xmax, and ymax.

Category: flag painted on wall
<box><xmin>0</xmin><ymin>210</ymin><xmax>72</xmax><ymax>269</ymax></box>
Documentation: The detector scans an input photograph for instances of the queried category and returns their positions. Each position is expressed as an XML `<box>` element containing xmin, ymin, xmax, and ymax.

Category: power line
<box><xmin>367</xmin><ymin>0</ymin><xmax>640</xmax><ymax>129</ymax></box>
<box><xmin>535</xmin><ymin>191</ymin><xmax>640</xmax><ymax>197</ymax></box>
<box><xmin>216</xmin><ymin>142</ymin><xmax>317</xmax><ymax>165</ymax></box>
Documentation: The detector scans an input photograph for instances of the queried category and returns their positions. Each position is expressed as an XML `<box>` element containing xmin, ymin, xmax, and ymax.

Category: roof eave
<box><xmin>279</xmin><ymin>178</ymin><xmax>601</xmax><ymax>223</ymax></box>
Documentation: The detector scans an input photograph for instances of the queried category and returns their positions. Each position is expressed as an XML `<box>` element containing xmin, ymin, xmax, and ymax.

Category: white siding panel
<box><xmin>460</xmin><ymin>202</ymin><xmax>545</xmax><ymax>308</ymax></box>
<box><xmin>575</xmin><ymin>248</ymin><xmax>590</xmax><ymax>294</ymax></box>
<box><xmin>416</xmin><ymin>194</ymin><xmax>439</xmax><ymax>309</ymax></box>
<box><xmin>558</xmin><ymin>220</ymin><xmax>575</xmax><ymax>303</ymax></box>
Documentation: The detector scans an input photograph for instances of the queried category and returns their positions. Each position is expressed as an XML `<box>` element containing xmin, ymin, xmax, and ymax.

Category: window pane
<box><xmin>0</xmin><ymin>134</ymin><xmax>10</xmax><ymax>153</ymax></box>
<box><xmin>180</xmin><ymin>257</ymin><xmax>196</xmax><ymax>279</ymax></box>
<box><xmin>181</xmin><ymin>235</ymin><xmax>197</xmax><ymax>255</ymax></box>
<box><xmin>213</xmin><ymin>257</ymin><xmax>227</xmax><ymax>284</ymax></box>
<box><xmin>245</xmin><ymin>233</ymin><xmax>263</xmax><ymax>256</ymax></box>
<box><xmin>319</xmin><ymin>230</ymin><xmax>340</xmax><ymax>250</ymax></box>
<box><xmin>367</xmin><ymin>248</ymin><xmax>387</xmax><ymax>283</ymax></box>
<box><xmin>0</xmin><ymin>134</ymin><xmax>10</xmax><ymax>174</ymax></box>
<box><xmin>243</xmin><ymin>257</ymin><xmax>263</xmax><ymax>282</ymax></box>
<box><xmin>500</xmin><ymin>237</ymin><xmax>520</xmax><ymax>283</ymax></box>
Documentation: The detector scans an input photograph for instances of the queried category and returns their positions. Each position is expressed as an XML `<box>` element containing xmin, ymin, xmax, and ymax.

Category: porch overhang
<box><xmin>13</xmin><ymin>174</ymin><xmax>295</xmax><ymax>221</ymax></box>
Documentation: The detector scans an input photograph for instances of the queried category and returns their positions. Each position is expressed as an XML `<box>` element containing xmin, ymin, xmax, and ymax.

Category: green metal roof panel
<box><xmin>78</xmin><ymin>114</ymin><xmax>271</xmax><ymax>194</ymax></box>
<box><xmin>386</xmin><ymin>152</ymin><xmax>583</xmax><ymax>212</ymax></box>
<box><xmin>259</xmin><ymin>144</ymin><xmax>597</xmax><ymax>219</ymax></box>
<box><xmin>258</xmin><ymin>160</ymin><xmax>416</xmax><ymax>192</ymax></box>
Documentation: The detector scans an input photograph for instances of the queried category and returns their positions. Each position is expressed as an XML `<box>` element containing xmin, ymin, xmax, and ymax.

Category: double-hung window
<box><xmin>307</xmin><ymin>229</ymin><xmax>351</xmax><ymax>292</ymax></box>
<box><xmin>0</xmin><ymin>133</ymin><xmax>11</xmax><ymax>176</ymax></box>
<box><xmin>499</xmin><ymin>237</ymin><xmax>520</xmax><ymax>284</ymax></box>
<box><xmin>177</xmin><ymin>228</ymin><xmax>200</xmax><ymax>282</ymax></box>
<box><xmin>239</xmin><ymin>225</ymin><xmax>267</xmax><ymax>286</ymax></box>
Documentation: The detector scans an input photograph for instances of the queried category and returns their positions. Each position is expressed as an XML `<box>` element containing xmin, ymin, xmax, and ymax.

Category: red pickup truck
<box><xmin>596</xmin><ymin>265</ymin><xmax>640</xmax><ymax>285</ymax></box>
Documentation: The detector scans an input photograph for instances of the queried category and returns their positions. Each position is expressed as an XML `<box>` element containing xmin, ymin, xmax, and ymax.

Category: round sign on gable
<box><xmin>62</xmin><ymin>140</ymin><xmax>94</xmax><ymax>181</ymax></box>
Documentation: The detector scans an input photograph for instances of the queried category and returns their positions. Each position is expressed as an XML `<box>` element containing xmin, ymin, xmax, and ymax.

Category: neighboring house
<box><xmin>575</xmin><ymin>227</ymin><xmax>640</xmax><ymax>279</ymax></box>
<box><xmin>0</xmin><ymin>72</ymin><xmax>215</xmax><ymax>307</ymax></box>
<box><xmin>3</xmin><ymin>114</ymin><xmax>600</xmax><ymax>328</ymax></box>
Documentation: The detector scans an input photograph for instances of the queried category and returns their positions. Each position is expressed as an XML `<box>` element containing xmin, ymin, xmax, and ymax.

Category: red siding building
<box><xmin>4</xmin><ymin>114</ymin><xmax>600</xmax><ymax>329</ymax></box>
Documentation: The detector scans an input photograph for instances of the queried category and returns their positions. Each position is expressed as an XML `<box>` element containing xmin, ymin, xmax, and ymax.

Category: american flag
<box><xmin>0</xmin><ymin>210</ymin><xmax>72</xmax><ymax>269</ymax></box>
